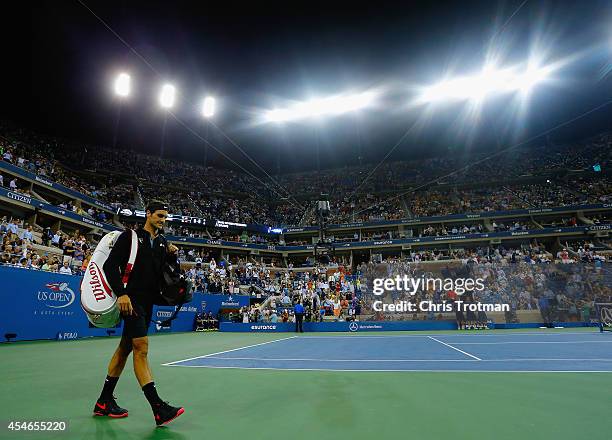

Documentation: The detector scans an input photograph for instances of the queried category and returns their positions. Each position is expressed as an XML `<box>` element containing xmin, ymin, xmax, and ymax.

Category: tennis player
<box><xmin>92</xmin><ymin>201</ymin><xmax>185</xmax><ymax>426</ymax></box>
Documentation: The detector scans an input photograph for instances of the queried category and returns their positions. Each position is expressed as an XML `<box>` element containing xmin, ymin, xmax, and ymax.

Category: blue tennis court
<box><xmin>163</xmin><ymin>331</ymin><xmax>612</xmax><ymax>372</ymax></box>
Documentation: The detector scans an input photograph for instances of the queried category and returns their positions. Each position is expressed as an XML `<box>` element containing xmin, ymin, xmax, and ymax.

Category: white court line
<box><xmin>200</xmin><ymin>356</ymin><xmax>612</xmax><ymax>362</ymax></box>
<box><xmin>300</xmin><ymin>331</ymin><xmax>602</xmax><ymax>338</ymax></box>
<box><xmin>453</xmin><ymin>341</ymin><xmax>612</xmax><ymax>345</ymax></box>
<box><xmin>161</xmin><ymin>335</ymin><xmax>297</xmax><ymax>366</ymax></box>
<box><xmin>205</xmin><ymin>356</ymin><xmax>478</xmax><ymax>362</ymax></box>
<box><xmin>163</xmin><ymin>365</ymin><xmax>612</xmax><ymax>373</ymax></box>
<box><xmin>162</xmin><ymin>332</ymin><xmax>606</xmax><ymax>367</ymax></box>
<box><xmin>427</xmin><ymin>336</ymin><xmax>482</xmax><ymax>360</ymax></box>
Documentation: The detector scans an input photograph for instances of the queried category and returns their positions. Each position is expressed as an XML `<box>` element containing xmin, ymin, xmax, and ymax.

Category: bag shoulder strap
<box><xmin>121</xmin><ymin>230</ymin><xmax>139</xmax><ymax>288</ymax></box>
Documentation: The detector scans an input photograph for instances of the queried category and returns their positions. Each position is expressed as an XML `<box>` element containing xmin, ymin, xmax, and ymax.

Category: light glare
<box><xmin>418</xmin><ymin>60</ymin><xmax>554</xmax><ymax>104</ymax></box>
<box><xmin>159</xmin><ymin>84</ymin><xmax>176</xmax><ymax>109</ymax></box>
<box><xmin>202</xmin><ymin>96</ymin><xmax>216</xmax><ymax>118</ymax></box>
<box><xmin>114</xmin><ymin>73</ymin><xmax>131</xmax><ymax>97</ymax></box>
<box><xmin>509</xmin><ymin>63</ymin><xmax>552</xmax><ymax>93</ymax></box>
<box><xmin>264</xmin><ymin>91</ymin><xmax>376</xmax><ymax>123</ymax></box>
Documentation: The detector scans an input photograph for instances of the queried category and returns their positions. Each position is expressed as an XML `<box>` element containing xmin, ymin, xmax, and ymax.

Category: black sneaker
<box><xmin>93</xmin><ymin>396</ymin><xmax>128</xmax><ymax>418</ymax></box>
<box><xmin>153</xmin><ymin>401</ymin><xmax>185</xmax><ymax>426</ymax></box>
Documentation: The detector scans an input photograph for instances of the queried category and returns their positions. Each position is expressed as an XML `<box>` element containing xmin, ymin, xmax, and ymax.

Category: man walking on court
<box><xmin>93</xmin><ymin>201</ymin><xmax>185</xmax><ymax>426</ymax></box>
<box><xmin>294</xmin><ymin>301</ymin><xmax>305</xmax><ymax>333</ymax></box>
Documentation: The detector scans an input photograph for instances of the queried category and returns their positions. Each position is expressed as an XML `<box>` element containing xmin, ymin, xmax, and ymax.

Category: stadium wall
<box><xmin>0</xmin><ymin>266</ymin><xmax>223</xmax><ymax>341</ymax></box>
<box><xmin>0</xmin><ymin>267</ymin><xmax>596</xmax><ymax>341</ymax></box>
<box><xmin>220</xmin><ymin>321</ymin><xmax>593</xmax><ymax>333</ymax></box>
<box><xmin>220</xmin><ymin>321</ymin><xmax>458</xmax><ymax>332</ymax></box>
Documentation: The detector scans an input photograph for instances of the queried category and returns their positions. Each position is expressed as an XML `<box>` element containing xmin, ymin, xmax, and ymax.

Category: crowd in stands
<box><xmin>228</xmin><ymin>265</ymin><xmax>361</xmax><ymax>324</ymax></box>
<box><xmin>3</xmin><ymin>206</ymin><xmax>610</xmax><ymax>327</ymax></box>
<box><xmin>189</xmin><ymin>240</ymin><xmax>610</xmax><ymax>324</ymax></box>
<box><xmin>359</xmin><ymin>243</ymin><xmax>611</xmax><ymax>323</ymax></box>
<box><xmin>0</xmin><ymin>216</ymin><xmax>94</xmax><ymax>275</ymax></box>
<box><xmin>1</xmin><ymin>128</ymin><xmax>115</xmax><ymax>205</ymax></box>
<box><xmin>421</xmin><ymin>223</ymin><xmax>485</xmax><ymax>237</ymax></box>
<box><xmin>1</xmin><ymin>122</ymin><xmax>609</xmax><ymax>227</ymax></box>
<box><xmin>0</xmin><ymin>139</ymin><xmax>116</xmax><ymax>222</ymax></box>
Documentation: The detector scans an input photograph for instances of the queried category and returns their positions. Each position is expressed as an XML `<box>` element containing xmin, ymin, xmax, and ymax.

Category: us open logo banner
<box><xmin>34</xmin><ymin>282</ymin><xmax>76</xmax><ymax>315</ymax></box>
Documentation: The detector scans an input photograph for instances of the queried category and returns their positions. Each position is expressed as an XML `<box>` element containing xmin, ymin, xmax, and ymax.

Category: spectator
<box><xmin>59</xmin><ymin>261</ymin><xmax>72</xmax><ymax>275</ymax></box>
<box><xmin>21</xmin><ymin>226</ymin><xmax>34</xmax><ymax>242</ymax></box>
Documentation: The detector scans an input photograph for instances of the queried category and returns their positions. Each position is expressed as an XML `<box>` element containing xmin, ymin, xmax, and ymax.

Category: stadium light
<box><xmin>159</xmin><ymin>84</ymin><xmax>176</xmax><ymax>109</ymax></box>
<box><xmin>264</xmin><ymin>91</ymin><xmax>377</xmax><ymax>123</ymax></box>
<box><xmin>509</xmin><ymin>62</ymin><xmax>552</xmax><ymax>94</ymax></box>
<box><xmin>417</xmin><ymin>60</ymin><xmax>555</xmax><ymax>104</ymax></box>
<box><xmin>202</xmin><ymin>96</ymin><xmax>216</xmax><ymax>118</ymax></box>
<box><xmin>114</xmin><ymin>73</ymin><xmax>131</xmax><ymax>97</ymax></box>
<box><xmin>419</xmin><ymin>68</ymin><xmax>512</xmax><ymax>103</ymax></box>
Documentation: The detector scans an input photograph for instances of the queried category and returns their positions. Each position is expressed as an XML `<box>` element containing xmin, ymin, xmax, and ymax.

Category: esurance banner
<box><xmin>219</xmin><ymin>321</ymin><xmax>456</xmax><ymax>332</ymax></box>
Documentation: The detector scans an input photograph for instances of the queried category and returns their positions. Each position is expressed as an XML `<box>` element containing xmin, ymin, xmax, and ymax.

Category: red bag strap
<box><xmin>121</xmin><ymin>230</ymin><xmax>138</xmax><ymax>288</ymax></box>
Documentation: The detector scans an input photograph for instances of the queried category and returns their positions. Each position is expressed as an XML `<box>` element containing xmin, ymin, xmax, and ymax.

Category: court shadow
<box><xmin>91</xmin><ymin>417</ymin><xmax>189</xmax><ymax>440</ymax></box>
<box><xmin>92</xmin><ymin>416</ymin><xmax>130</xmax><ymax>440</ymax></box>
<box><xmin>143</xmin><ymin>427</ymin><xmax>189</xmax><ymax>440</ymax></box>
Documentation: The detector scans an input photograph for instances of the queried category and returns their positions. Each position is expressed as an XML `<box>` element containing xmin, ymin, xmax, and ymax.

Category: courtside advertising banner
<box><xmin>0</xmin><ymin>266</ymin><xmax>206</xmax><ymax>341</ymax></box>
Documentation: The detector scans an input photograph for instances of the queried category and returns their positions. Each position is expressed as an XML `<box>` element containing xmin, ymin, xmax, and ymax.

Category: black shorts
<box><xmin>122</xmin><ymin>301</ymin><xmax>153</xmax><ymax>339</ymax></box>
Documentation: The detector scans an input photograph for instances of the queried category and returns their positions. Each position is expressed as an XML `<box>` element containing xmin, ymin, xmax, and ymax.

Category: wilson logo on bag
<box><xmin>80</xmin><ymin>230</ymin><xmax>138</xmax><ymax>328</ymax></box>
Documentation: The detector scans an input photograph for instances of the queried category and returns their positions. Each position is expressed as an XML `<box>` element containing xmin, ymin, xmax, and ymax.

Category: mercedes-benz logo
<box><xmin>348</xmin><ymin>321</ymin><xmax>359</xmax><ymax>332</ymax></box>
<box><xmin>601</xmin><ymin>306</ymin><xmax>612</xmax><ymax>327</ymax></box>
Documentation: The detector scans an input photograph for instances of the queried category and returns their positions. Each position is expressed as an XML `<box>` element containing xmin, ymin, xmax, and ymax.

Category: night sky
<box><xmin>5</xmin><ymin>0</ymin><xmax>612</xmax><ymax>174</ymax></box>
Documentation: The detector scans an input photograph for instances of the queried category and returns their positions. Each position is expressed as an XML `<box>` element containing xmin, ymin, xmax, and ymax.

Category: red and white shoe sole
<box><xmin>157</xmin><ymin>407</ymin><xmax>185</xmax><ymax>426</ymax></box>
<box><xmin>93</xmin><ymin>412</ymin><xmax>129</xmax><ymax>418</ymax></box>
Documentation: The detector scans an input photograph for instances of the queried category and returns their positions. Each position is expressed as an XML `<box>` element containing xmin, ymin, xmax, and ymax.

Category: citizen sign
<box><xmin>7</xmin><ymin>191</ymin><xmax>31</xmax><ymax>204</ymax></box>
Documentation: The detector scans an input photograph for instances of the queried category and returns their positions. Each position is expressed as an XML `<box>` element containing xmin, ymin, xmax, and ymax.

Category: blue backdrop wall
<box><xmin>2</xmin><ymin>266</ymin><xmax>587</xmax><ymax>340</ymax></box>
<box><xmin>0</xmin><ymin>266</ymin><xmax>250</xmax><ymax>341</ymax></box>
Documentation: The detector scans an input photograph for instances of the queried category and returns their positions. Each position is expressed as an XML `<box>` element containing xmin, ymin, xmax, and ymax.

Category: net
<box><xmin>595</xmin><ymin>303</ymin><xmax>612</xmax><ymax>332</ymax></box>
